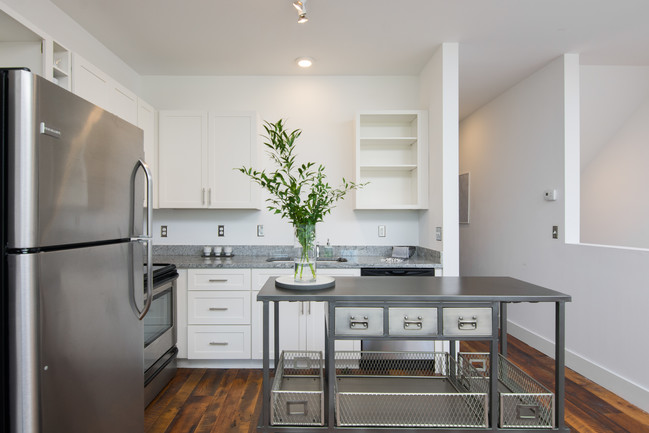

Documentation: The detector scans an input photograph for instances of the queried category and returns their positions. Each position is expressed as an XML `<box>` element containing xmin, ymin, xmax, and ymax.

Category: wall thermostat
<box><xmin>544</xmin><ymin>189</ymin><xmax>557</xmax><ymax>201</ymax></box>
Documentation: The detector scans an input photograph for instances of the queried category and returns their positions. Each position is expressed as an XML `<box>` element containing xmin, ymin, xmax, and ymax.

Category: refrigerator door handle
<box><xmin>131</xmin><ymin>159</ymin><xmax>153</xmax><ymax>320</ymax></box>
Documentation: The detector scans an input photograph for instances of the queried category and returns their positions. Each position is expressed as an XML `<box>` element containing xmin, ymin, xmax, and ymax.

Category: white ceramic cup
<box><xmin>202</xmin><ymin>246</ymin><xmax>212</xmax><ymax>255</ymax></box>
<box><xmin>223</xmin><ymin>246</ymin><xmax>233</xmax><ymax>256</ymax></box>
<box><xmin>213</xmin><ymin>246</ymin><xmax>223</xmax><ymax>256</ymax></box>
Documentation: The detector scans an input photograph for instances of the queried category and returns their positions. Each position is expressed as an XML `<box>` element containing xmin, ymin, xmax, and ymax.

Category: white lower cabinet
<box><xmin>187</xmin><ymin>325</ymin><xmax>251</xmax><ymax>359</ymax></box>
<box><xmin>186</xmin><ymin>269</ymin><xmax>252</xmax><ymax>359</ymax></box>
<box><xmin>251</xmin><ymin>268</ymin><xmax>360</xmax><ymax>360</ymax></box>
<box><xmin>182</xmin><ymin>267</ymin><xmax>360</xmax><ymax>361</ymax></box>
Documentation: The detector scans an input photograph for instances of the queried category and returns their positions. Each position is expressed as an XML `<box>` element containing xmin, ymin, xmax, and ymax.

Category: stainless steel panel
<box><xmin>36</xmin><ymin>243</ymin><xmax>143</xmax><ymax>433</ymax></box>
<box><xmin>388</xmin><ymin>307</ymin><xmax>437</xmax><ymax>336</ymax></box>
<box><xmin>7</xmin><ymin>253</ymin><xmax>40</xmax><ymax>433</ymax></box>
<box><xmin>6</xmin><ymin>70</ymin><xmax>144</xmax><ymax>249</ymax></box>
<box><xmin>442</xmin><ymin>307</ymin><xmax>492</xmax><ymax>337</ymax></box>
<box><xmin>334</xmin><ymin>307</ymin><xmax>383</xmax><ymax>336</ymax></box>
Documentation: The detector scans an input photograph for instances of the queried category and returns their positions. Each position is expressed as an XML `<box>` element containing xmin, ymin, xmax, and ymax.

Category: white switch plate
<box><xmin>544</xmin><ymin>189</ymin><xmax>557</xmax><ymax>201</ymax></box>
<box><xmin>435</xmin><ymin>227</ymin><xmax>442</xmax><ymax>241</ymax></box>
<box><xmin>257</xmin><ymin>224</ymin><xmax>264</xmax><ymax>237</ymax></box>
<box><xmin>378</xmin><ymin>225</ymin><xmax>386</xmax><ymax>237</ymax></box>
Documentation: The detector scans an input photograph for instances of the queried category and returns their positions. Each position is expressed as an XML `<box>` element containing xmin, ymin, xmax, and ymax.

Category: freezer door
<box><xmin>5</xmin><ymin>69</ymin><xmax>145</xmax><ymax>249</ymax></box>
<box><xmin>8</xmin><ymin>242</ymin><xmax>145</xmax><ymax>433</ymax></box>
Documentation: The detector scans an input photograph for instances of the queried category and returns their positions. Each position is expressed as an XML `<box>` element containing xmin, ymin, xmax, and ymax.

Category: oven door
<box><xmin>144</xmin><ymin>280</ymin><xmax>176</xmax><ymax>372</ymax></box>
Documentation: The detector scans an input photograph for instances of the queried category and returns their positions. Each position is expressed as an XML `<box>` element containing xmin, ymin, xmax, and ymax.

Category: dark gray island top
<box><xmin>257</xmin><ymin>276</ymin><xmax>572</xmax><ymax>303</ymax></box>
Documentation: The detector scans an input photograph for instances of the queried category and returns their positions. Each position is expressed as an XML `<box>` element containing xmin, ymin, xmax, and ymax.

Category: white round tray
<box><xmin>275</xmin><ymin>275</ymin><xmax>335</xmax><ymax>290</ymax></box>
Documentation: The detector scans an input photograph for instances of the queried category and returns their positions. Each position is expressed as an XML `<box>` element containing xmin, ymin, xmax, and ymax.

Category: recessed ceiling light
<box><xmin>296</xmin><ymin>57</ymin><xmax>314</xmax><ymax>68</ymax></box>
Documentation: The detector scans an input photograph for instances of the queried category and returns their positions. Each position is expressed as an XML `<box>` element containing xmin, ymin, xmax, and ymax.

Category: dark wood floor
<box><xmin>145</xmin><ymin>336</ymin><xmax>649</xmax><ymax>433</ymax></box>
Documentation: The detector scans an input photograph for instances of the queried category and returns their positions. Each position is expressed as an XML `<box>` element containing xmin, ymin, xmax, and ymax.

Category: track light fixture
<box><xmin>293</xmin><ymin>0</ymin><xmax>308</xmax><ymax>23</ymax></box>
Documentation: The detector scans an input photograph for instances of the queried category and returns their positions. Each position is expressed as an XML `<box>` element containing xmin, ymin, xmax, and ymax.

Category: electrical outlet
<box><xmin>435</xmin><ymin>227</ymin><xmax>442</xmax><ymax>241</ymax></box>
<box><xmin>257</xmin><ymin>224</ymin><xmax>264</xmax><ymax>237</ymax></box>
<box><xmin>161</xmin><ymin>225</ymin><xmax>167</xmax><ymax>237</ymax></box>
<box><xmin>552</xmin><ymin>225</ymin><xmax>559</xmax><ymax>239</ymax></box>
<box><xmin>378</xmin><ymin>225</ymin><xmax>386</xmax><ymax>237</ymax></box>
<box><xmin>218</xmin><ymin>225</ymin><xmax>225</xmax><ymax>237</ymax></box>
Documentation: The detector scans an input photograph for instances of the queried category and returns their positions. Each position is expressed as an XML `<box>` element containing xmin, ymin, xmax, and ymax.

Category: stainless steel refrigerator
<box><xmin>1</xmin><ymin>68</ymin><xmax>153</xmax><ymax>433</ymax></box>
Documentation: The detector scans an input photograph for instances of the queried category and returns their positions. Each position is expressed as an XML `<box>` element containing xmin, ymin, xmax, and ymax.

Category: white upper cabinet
<box><xmin>158</xmin><ymin>111</ymin><xmax>259</xmax><ymax>209</ymax></box>
<box><xmin>138</xmin><ymin>98</ymin><xmax>158</xmax><ymax>207</ymax></box>
<box><xmin>72</xmin><ymin>53</ymin><xmax>138</xmax><ymax>124</ymax></box>
<box><xmin>355</xmin><ymin>111</ymin><xmax>428</xmax><ymax>209</ymax></box>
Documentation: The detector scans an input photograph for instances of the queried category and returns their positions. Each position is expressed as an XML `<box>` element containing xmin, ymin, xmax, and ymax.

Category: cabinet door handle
<box><xmin>403</xmin><ymin>315</ymin><xmax>423</xmax><ymax>330</ymax></box>
<box><xmin>209</xmin><ymin>307</ymin><xmax>228</xmax><ymax>311</ymax></box>
<box><xmin>201</xmin><ymin>188</ymin><xmax>206</xmax><ymax>205</ymax></box>
<box><xmin>458</xmin><ymin>315</ymin><xmax>478</xmax><ymax>330</ymax></box>
<box><xmin>208</xmin><ymin>188</ymin><xmax>212</xmax><ymax>206</ymax></box>
<box><xmin>349</xmin><ymin>316</ymin><xmax>369</xmax><ymax>329</ymax></box>
<box><xmin>209</xmin><ymin>342</ymin><xmax>228</xmax><ymax>346</ymax></box>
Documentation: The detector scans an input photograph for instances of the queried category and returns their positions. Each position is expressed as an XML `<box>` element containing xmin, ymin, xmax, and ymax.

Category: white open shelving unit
<box><xmin>354</xmin><ymin>111</ymin><xmax>428</xmax><ymax>209</ymax></box>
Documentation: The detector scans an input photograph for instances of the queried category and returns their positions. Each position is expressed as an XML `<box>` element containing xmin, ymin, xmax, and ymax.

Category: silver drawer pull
<box><xmin>403</xmin><ymin>315</ymin><xmax>423</xmax><ymax>330</ymax></box>
<box><xmin>209</xmin><ymin>279</ymin><xmax>229</xmax><ymax>283</ymax></box>
<box><xmin>209</xmin><ymin>307</ymin><xmax>228</xmax><ymax>311</ymax></box>
<box><xmin>349</xmin><ymin>316</ymin><xmax>369</xmax><ymax>329</ymax></box>
<box><xmin>209</xmin><ymin>341</ymin><xmax>229</xmax><ymax>346</ymax></box>
<box><xmin>458</xmin><ymin>315</ymin><xmax>478</xmax><ymax>330</ymax></box>
<box><xmin>516</xmin><ymin>404</ymin><xmax>540</xmax><ymax>420</ymax></box>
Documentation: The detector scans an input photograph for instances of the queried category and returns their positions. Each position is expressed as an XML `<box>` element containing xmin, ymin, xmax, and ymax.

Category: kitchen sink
<box><xmin>266</xmin><ymin>256</ymin><xmax>348</xmax><ymax>262</ymax></box>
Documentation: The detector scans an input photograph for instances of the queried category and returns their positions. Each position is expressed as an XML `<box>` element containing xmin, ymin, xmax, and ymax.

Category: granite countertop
<box><xmin>152</xmin><ymin>245</ymin><xmax>442</xmax><ymax>270</ymax></box>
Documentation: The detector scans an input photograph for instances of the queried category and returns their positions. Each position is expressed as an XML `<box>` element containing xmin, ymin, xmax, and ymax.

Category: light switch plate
<box><xmin>378</xmin><ymin>225</ymin><xmax>386</xmax><ymax>237</ymax></box>
<box><xmin>257</xmin><ymin>224</ymin><xmax>264</xmax><ymax>237</ymax></box>
<box><xmin>435</xmin><ymin>227</ymin><xmax>442</xmax><ymax>241</ymax></box>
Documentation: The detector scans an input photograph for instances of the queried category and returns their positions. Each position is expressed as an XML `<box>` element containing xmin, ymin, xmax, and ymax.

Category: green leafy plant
<box><xmin>238</xmin><ymin>119</ymin><xmax>365</xmax><ymax>279</ymax></box>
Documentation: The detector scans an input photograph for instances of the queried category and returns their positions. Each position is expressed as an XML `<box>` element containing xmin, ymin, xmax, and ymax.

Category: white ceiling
<box><xmin>50</xmin><ymin>0</ymin><xmax>649</xmax><ymax>118</ymax></box>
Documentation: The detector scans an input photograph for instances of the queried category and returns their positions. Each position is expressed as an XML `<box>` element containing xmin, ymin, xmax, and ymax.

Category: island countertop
<box><xmin>257</xmin><ymin>276</ymin><xmax>571</xmax><ymax>303</ymax></box>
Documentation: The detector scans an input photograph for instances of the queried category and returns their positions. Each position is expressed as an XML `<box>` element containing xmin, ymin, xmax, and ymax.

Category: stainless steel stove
<box><xmin>144</xmin><ymin>263</ymin><xmax>178</xmax><ymax>406</ymax></box>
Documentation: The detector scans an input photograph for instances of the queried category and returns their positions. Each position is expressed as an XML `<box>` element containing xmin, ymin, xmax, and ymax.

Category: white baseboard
<box><xmin>507</xmin><ymin>321</ymin><xmax>649</xmax><ymax>413</ymax></box>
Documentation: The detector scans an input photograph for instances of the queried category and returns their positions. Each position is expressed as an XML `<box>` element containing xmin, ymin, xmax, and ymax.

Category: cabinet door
<box><xmin>72</xmin><ymin>53</ymin><xmax>112</xmax><ymax>111</ymax></box>
<box><xmin>158</xmin><ymin>111</ymin><xmax>208</xmax><ymax>208</ymax></box>
<box><xmin>207</xmin><ymin>112</ymin><xmax>259</xmax><ymax>209</ymax></box>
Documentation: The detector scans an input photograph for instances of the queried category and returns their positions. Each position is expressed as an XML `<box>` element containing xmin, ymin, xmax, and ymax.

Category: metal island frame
<box><xmin>257</xmin><ymin>276</ymin><xmax>572</xmax><ymax>433</ymax></box>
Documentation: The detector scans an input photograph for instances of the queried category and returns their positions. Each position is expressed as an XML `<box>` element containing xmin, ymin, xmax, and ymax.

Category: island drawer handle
<box><xmin>516</xmin><ymin>404</ymin><xmax>540</xmax><ymax>420</ymax></box>
<box><xmin>403</xmin><ymin>315</ymin><xmax>423</xmax><ymax>330</ymax></box>
<box><xmin>287</xmin><ymin>401</ymin><xmax>308</xmax><ymax>416</ymax></box>
<box><xmin>349</xmin><ymin>316</ymin><xmax>369</xmax><ymax>329</ymax></box>
<box><xmin>209</xmin><ymin>342</ymin><xmax>229</xmax><ymax>346</ymax></box>
<box><xmin>458</xmin><ymin>315</ymin><xmax>478</xmax><ymax>330</ymax></box>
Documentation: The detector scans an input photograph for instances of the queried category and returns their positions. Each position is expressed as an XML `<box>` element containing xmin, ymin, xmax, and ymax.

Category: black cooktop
<box><xmin>143</xmin><ymin>263</ymin><xmax>178</xmax><ymax>286</ymax></box>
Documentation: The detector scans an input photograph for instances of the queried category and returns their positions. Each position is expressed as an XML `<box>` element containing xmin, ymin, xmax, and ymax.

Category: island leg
<box><xmin>556</xmin><ymin>301</ymin><xmax>566</xmax><ymax>430</ymax></box>
<box><xmin>262</xmin><ymin>300</ymin><xmax>270</xmax><ymax>430</ymax></box>
<box><xmin>500</xmin><ymin>302</ymin><xmax>508</xmax><ymax>357</ymax></box>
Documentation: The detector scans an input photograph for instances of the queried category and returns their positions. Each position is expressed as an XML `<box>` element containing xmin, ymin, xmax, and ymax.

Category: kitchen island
<box><xmin>257</xmin><ymin>276</ymin><xmax>571</xmax><ymax>433</ymax></box>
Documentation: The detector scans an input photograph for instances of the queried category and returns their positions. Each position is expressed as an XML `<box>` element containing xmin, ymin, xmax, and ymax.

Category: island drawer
<box><xmin>334</xmin><ymin>351</ymin><xmax>488</xmax><ymax>428</ymax></box>
<box><xmin>442</xmin><ymin>307</ymin><xmax>492</xmax><ymax>336</ymax></box>
<box><xmin>271</xmin><ymin>351</ymin><xmax>324</xmax><ymax>426</ymax></box>
<box><xmin>459</xmin><ymin>352</ymin><xmax>555</xmax><ymax>429</ymax></box>
<box><xmin>388</xmin><ymin>307</ymin><xmax>438</xmax><ymax>336</ymax></box>
<box><xmin>334</xmin><ymin>307</ymin><xmax>383</xmax><ymax>336</ymax></box>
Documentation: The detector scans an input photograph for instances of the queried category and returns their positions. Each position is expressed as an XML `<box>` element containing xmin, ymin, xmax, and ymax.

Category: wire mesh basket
<box><xmin>459</xmin><ymin>352</ymin><xmax>555</xmax><ymax>429</ymax></box>
<box><xmin>334</xmin><ymin>351</ymin><xmax>489</xmax><ymax>428</ymax></box>
<box><xmin>271</xmin><ymin>351</ymin><xmax>324</xmax><ymax>426</ymax></box>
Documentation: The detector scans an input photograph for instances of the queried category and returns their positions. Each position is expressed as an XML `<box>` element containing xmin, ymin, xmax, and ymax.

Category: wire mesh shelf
<box><xmin>334</xmin><ymin>351</ymin><xmax>488</xmax><ymax>428</ymax></box>
<box><xmin>459</xmin><ymin>352</ymin><xmax>555</xmax><ymax>429</ymax></box>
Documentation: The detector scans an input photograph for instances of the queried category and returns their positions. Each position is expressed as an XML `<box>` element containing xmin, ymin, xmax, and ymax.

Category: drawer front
<box><xmin>187</xmin><ymin>325</ymin><xmax>251</xmax><ymax>359</ymax></box>
<box><xmin>388</xmin><ymin>308</ymin><xmax>438</xmax><ymax>336</ymax></box>
<box><xmin>335</xmin><ymin>308</ymin><xmax>383</xmax><ymax>336</ymax></box>
<box><xmin>442</xmin><ymin>307</ymin><xmax>492</xmax><ymax>336</ymax></box>
<box><xmin>188</xmin><ymin>291</ymin><xmax>251</xmax><ymax>324</ymax></box>
<box><xmin>188</xmin><ymin>269</ymin><xmax>251</xmax><ymax>291</ymax></box>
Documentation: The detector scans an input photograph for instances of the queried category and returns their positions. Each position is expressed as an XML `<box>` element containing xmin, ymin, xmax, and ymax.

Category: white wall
<box><xmin>143</xmin><ymin>75</ymin><xmax>424</xmax><ymax>246</ymax></box>
<box><xmin>418</xmin><ymin>43</ymin><xmax>459</xmax><ymax>275</ymax></box>
<box><xmin>580</xmin><ymin>66</ymin><xmax>649</xmax><ymax>248</ymax></box>
<box><xmin>0</xmin><ymin>0</ymin><xmax>141</xmax><ymax>92</ymax></box>
<box><xmin>459</xmin><ymin>55</ymin><xmax>649</xmax><ymax>411</ymax></box>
